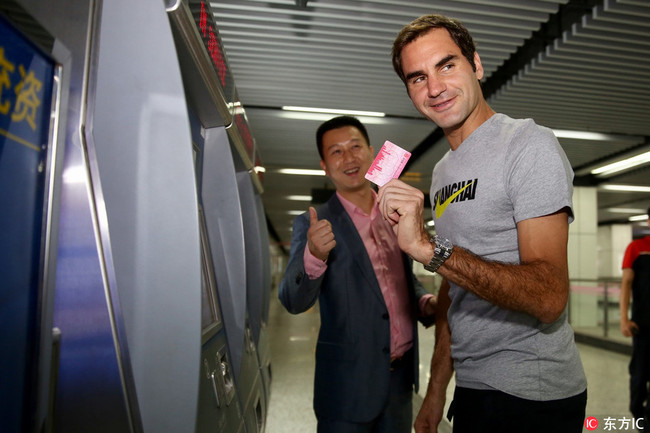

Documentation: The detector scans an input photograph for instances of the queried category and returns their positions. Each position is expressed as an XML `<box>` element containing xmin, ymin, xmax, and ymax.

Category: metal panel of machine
<box><xmin>236</xmin><ymin>171</ymin><xmax>272</xmax><ymax>413</ymax></box>
<box><xmin>200</xmin><ymin>126</ymin><xmax>248</xmax><ymax>380</ymax></box>
<box><xmin>89</xmin><ymin>1</ymin><xmax>202</xmax><ymax>432</ymax></box>
<box><xmin>190</xmin><ymin>108</ymin><xmax>246</xmax><ymax>433</ymax></box>
<box><xmin>237</xmin><ymin>172</ymin><xmax>267</xmax><ymax>344</ymax></box>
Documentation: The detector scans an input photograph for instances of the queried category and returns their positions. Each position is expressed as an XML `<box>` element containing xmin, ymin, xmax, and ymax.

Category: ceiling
<box><xmin>210</xmin><ymin>0</ymin><xmax>650</xmax><ymax>252</ymax></box>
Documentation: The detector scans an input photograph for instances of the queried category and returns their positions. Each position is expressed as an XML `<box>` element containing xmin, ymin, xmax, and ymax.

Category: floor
<box><xmin>264</xmin><ymin>290</ymin><xmax>636</xmax><ymax>433</ymax></box>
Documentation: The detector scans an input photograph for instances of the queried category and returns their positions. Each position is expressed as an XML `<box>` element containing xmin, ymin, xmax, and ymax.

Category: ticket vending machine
<box><xmin>224</xmin><ymin>116</ymin><xmax>269</xmax><ymax>433</ymax></box>
<box><xmin>3</xmin><ymin>1</ymin><xmax>270</xmax><ymax>432</ymax></box>
<box><xmin>233</xmin><ymin>106</ymin><xmax>273</xmax><ymax>412</ymax></box>
<box><xmin>190</xmin><ymin>111</ymin><xmax>245</xmax><ymax>433</ymax></box>
<box><xmin>236</xmin><ymin>169</ymin><xmax>273</xmax><ymax>433</ymax></box>
<box><xmin>168</xmin><ymin>1</ymin><xmax>269</xmax><ymax>432</ymax></box>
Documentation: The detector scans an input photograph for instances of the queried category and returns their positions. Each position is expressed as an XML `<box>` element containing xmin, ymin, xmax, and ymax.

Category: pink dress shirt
<box><xmin>303</xmin><ymin>191</ymin><xmax>430</xmax><ymax>358</ymax></box>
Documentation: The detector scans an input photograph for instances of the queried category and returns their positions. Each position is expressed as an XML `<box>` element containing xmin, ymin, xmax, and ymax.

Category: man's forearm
<box><xmin>436</xmin><ymin>246</ymin><xmax>568</xmax><ymax>323</ymax></box>
<box><xmin>417</xmin><ymin>311</ymin><xmax>453</xmax><ymax>433</ymax></box>
<box><xmin>429</xmin><ymin>320</ymin><xmax>453</xmax><ymax>401</ymax></box>
<box><xmin>430</xmin><ymin>280</ymin><xmax>453</xmax><ymax>417</ymax></box>
<box><xmin>620</xmin><ymin>269</ymin><xmax>634</xmax><ymax>322</ymax></box>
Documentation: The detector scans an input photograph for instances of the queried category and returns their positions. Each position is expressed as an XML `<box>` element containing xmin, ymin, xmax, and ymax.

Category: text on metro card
<box><xmin>365</xmin><ymin>141</ymin><xmax>411</xmax><ymax>187</ymax></box>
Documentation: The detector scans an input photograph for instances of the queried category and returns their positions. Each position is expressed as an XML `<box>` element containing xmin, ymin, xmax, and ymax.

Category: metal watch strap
<box><xmin>424</xmin><ymin>235</ymin><xmax>453</xmax><ymax>274</ymax></box>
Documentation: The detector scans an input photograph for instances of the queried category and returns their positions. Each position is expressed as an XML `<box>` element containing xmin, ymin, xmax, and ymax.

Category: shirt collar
<box><xmin>336</xmin><ymin>190</ymin><xmax>379</xmax><ymax>219</ymax></box>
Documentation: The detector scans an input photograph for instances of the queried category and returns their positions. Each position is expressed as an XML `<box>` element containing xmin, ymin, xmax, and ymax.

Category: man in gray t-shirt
<box><xmin>378</xmin><ymin>14</ymin><xmax>587</xmax><ymax>433</ymax></box>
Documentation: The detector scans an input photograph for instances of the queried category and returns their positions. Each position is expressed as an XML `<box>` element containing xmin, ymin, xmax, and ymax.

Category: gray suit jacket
<box><xmin>279</xmin><ymin>194</ymin><xmax>433</xmax><ymax>422</ymax></box>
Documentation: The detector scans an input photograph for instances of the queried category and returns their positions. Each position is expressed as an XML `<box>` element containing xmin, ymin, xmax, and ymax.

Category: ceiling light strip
<box><xmin>282</xmin><ymin>106</ymin><xmax>385</xmax><ymax>117</ymax></box>
<box><xmin>599</xmin><ymin>184</ymin><xmax>650</xmax><ymax>193</ymax></box>
<box><xmin>591</xmin><ymin>151</ymin><xmax>650</xmax><ymax>176</ymax></box>
<box><xmin>277</xmin><ymin>168</ymin><xmax>326</xmax><ymax>176</ymax></box>
<box><xmin>629</xmin><ymin>214</ymin><xmax>649</xmax><ymax>222</ymax></box>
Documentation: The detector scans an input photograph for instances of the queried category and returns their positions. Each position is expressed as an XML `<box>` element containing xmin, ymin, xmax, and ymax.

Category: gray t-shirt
<box><xmin>430</xmin><ymin>113</ymin><xmax>586</xmax><ymax>401</ymax></box>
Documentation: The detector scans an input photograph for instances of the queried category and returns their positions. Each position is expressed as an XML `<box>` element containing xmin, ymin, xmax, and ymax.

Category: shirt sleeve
<box><xmin>622</xmin><ymin>242</ymin><xmax>636</xmax><ymax>269</ymax></box>
<box><xmin>506</xmin><ymin>122</ymin><xmax>574</xmax><ymax>224</ymax></box>
<box><xmin>303</xmin><ymin>244</ymin><xmax>327</xmax><ymax>279</ymax></box>
<box><xmin>418</xmin><ymin>293</ymin><xmax>435</xmax><ymax>315</ymax></box>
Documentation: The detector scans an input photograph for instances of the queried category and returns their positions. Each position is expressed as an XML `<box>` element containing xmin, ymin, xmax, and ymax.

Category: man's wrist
<box><xmin>424</xmin><ymin>235</ymin><xmax>453</xmax><ymax>274</ymax></box>
<box><xmin>413</xmin><ymin>234</ymin><xmax>435</xmax><ymax>265</ymax></box>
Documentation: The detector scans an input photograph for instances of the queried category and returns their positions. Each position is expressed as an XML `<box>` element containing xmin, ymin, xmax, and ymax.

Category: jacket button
<box><xmin>295</xmin><ymin>272</ymin><xmax>303</xmax><ymax>284</ymax></box>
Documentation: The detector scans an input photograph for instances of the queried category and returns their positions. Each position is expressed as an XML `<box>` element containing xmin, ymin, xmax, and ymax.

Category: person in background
<box><xmin>378</xmin><ymin>14</ymin><xmax>587</xmax><ymax>433</ymax></box>
<box><xmin>278</xmin><ymin>115</ymin><xmax>436</xmax><ymax>433</ymax></box>
<box><xmin>620</xmin><ymin>207</ymin><xmax>650</xmax><ymax>431</ymax></box>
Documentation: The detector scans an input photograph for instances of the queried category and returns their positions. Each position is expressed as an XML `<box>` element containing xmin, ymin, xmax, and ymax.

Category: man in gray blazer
<box><xmin>279</xmin><ymin>116</ymin><xmax>436</xmax><ymax>433</ymax></box>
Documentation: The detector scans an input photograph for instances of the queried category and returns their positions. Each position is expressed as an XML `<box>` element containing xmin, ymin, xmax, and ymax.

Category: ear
<box><xmin>369</xmin><ymin>145</ymin><xmax>374</xmax><ymax>157</ymax></box>
<box><xmin>319</xmin><ymin>159</ymin><xmax>329</xmax><ymax>176</ymax></box>
<box><xmin>474</xmin><ymin>51</ymin><xmax>484</xmax><ymax>80</ymax></box>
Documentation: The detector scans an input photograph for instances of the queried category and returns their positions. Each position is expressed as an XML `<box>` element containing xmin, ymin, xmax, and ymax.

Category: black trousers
<box><xmin>317</xmin><ymin>348</ymin><xmax>415</xmax><ymax>433</ymax></box>
<box><xmin>448</xmin><ymin>386</ymin><xmax>587</xmax><ymax>433</ymax></box>
<box><xmin>630</xmin><ymin>329</ymin><xmax>650</xmax><ymax>429</ymax></box>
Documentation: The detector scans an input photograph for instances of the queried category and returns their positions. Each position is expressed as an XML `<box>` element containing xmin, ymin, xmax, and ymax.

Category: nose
<box><xmin>427</xmin><ymin>76</ymin><xmax>446</xmax><ymax>98</ymax></box>
<box><xmin>341</xmin><ymin>148</ymin><xmax>355</xmax><ymax>162</ymax></box>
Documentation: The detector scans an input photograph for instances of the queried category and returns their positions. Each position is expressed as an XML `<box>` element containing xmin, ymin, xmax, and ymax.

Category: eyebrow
<box><xmin>329</xmin><ymin>138</ymin><xmax>361</xmax><ymax>147</ymax></box>
<box><xmin>404</xmin><ymin>54</ymin><xmax>458</xmax><ymax>82</ymax></box>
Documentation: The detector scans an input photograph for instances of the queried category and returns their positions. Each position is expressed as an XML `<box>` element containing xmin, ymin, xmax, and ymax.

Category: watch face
<box><xmin>435</xmin><ymin>236</ymin><xmax>452</xmax><ymax>251</ymax></box>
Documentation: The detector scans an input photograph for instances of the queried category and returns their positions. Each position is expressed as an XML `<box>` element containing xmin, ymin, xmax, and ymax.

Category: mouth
<box><xmin>343</xmin><ymin>167</ymin><xmax>360</xmax><ymax>176</ymax></box>
<box><xmin>430</xmin><ymin>96</ymin><xmax>455</xmax><ymax>111</ymax></box>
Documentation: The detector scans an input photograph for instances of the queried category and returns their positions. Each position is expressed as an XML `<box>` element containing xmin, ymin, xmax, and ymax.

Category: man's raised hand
<box><xmin>377</xmin><ymin>179</ymin><xmax>431</xmax><ymax>264</ymax></box>
<box><xmin>307</xmin><ymin>207</ymin><xmax>336</xmax><ymax>262</ymax></box>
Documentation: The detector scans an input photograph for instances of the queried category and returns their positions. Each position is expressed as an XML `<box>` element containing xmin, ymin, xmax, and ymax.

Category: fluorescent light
<box><xmin>629</xmin><ymin>214</ymin><xmax>649</xmax><ymax>222</ymax></box>
<box><xmin>607</xmin><ymin>208</ymin><xmax>646</xmax><ymax>214</ymax></box>
<box><xmin>278</xmin><ymin>110</ymin><xmax>389</xmax><ymax>124</ymax></box>
<box><xmin>552</xmin><ymin>129</ymin><xmax>641</xmax><ymax>143</ymax></box>
<box><xmin>277</xmin><ymin>168</ymin><xmax>326</xmax><ymax>176</ymax></box>
<box><xmin>288</xmin><ymin>210</ymin><xmax>307</xmax><ymax>216</ymax></box>
<box><xmin>282</xmin><ymin>106</ymin><xmax>385</xmax><ymax>118</ymax></box>
<box><xmin>287</xmin><ymin>195</ymin><xmax>312</xmax><ymax>201</ymax></box>
<box><xmin>599</xmin><ymin>184</ymin><xmax>650</xmax><ymax>193</ymax></box>
<box><xmin>591</xmin><ymin>151</ymin><xmax>650</xmax><ymax>176</ymax></box>
<box><xmin>426</xmin><ymin>220</ymin><xmax>435</xmax><ymax>227</ymax></box>
<box><xmin>254</xmin><ymin>166</ymin><xmax>266</xmax><ymax>174</ymax></box>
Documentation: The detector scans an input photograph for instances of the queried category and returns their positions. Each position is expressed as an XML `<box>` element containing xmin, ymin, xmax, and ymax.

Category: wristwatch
<box><xmin>424</xmin><ymin>235</ymin><xmax>453</xmax><ymax>274</ymax></box>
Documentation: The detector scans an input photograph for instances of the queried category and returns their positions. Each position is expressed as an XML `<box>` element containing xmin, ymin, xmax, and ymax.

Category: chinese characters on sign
<box><xmin>0</xmin><ymin>16</ymin><xmax>53</xmax><ymax>153</ymax></box>
<box><xmin>0</xmin><ymin>47</ymin><xmax>43</xmax><ymax>132</ymax></box>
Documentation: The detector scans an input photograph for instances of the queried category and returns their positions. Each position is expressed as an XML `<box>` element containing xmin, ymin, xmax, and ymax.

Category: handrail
<box><xmin>569</xmin><ymin>277</ymin><xmax>626</xmax><ymax>341</ymax></box>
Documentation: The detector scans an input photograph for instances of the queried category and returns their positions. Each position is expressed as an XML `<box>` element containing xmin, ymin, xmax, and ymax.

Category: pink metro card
<box><xmin>365</xmin><ymin>140</ymin><xmax>411</xmax><ymax>186</ymax></box>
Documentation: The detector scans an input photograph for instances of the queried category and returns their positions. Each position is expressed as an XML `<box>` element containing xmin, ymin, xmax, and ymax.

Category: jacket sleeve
<box><xmin>278</xmin><ymin>212</ymin><xmax>325</xmax><ymax>314</ymax></box>
<box><xmin>406</xmin><ymin>256</ymin><xmax>436</xmax><ymax>328</ymax></box>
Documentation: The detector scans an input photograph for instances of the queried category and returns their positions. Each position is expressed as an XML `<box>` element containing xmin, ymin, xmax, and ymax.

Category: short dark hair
<box><xmin>315</xmin><ymin>116</ymin><xmax>370</xmax><ymax>160</ymax></box>
<box><xmin>392</xmin><ymin>14</ymin><xmax>477</xmax><ymax>84</ymax></box>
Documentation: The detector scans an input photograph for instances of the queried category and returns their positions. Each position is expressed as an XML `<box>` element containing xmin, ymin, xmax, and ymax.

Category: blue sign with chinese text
<box><xmin>0</xmin><ymin>13</ymin><xmax>55</xmax><ymax>432</ymax></box>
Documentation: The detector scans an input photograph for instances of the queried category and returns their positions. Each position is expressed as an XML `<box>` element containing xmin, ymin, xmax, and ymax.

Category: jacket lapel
<box><xmin>325</xmin><ymin>195</ymin><xmax>386</xmax><ymax>306</ymax></box>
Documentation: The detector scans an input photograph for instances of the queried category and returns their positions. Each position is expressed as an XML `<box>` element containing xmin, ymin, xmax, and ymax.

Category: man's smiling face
<box><xmin>319</xmin><ymin>125</ymin><xmax>374</xmax><ymax>194</ymax></box>
<box><xmin>401</xmin><ymin>28</ymin><xmax>485</xmax><ymax>139</ymax></box>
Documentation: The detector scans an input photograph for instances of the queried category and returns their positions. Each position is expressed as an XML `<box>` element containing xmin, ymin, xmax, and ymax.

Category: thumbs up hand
<box><xmin>307</xmin><ymin>207</ymin><xmax>336</xmax><ymax>262</ymax></box>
